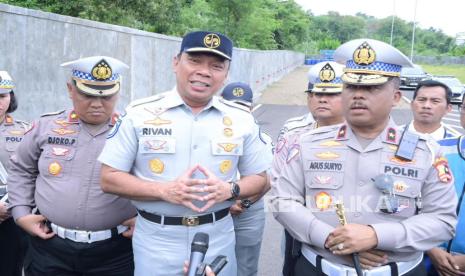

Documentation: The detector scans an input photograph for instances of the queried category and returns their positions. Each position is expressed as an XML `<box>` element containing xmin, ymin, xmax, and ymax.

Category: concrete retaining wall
<box><xmin>0</xmin><ymin>3</ymin><xmax>304</xmax><ymax>121</ymax></box>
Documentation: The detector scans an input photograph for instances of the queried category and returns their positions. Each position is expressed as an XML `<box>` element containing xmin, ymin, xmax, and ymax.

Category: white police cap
<box><xmin>61</xmin><ymin>56</ymin><xmax>129</xmax><ymax>97</ymax></box>
<box><xmin>0</xmin><ymin>71</ymin><xmax>14</xmax><ymax>94</ymax></box>
<box><xmin>308</xmin><ymin>61</ymin><xmax>344</xmax><ymax>93</ymax></box>
<box><xmin>334</xmin><ymin>39</ymin><xmax>413</xmax><ymax>85</ymax></box>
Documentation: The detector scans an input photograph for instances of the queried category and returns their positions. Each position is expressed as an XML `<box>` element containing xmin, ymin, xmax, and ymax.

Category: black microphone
<box><xmin>187</xmin><ymin>232</ymin><xmax>209</xmax><ymax>276</ymax></box>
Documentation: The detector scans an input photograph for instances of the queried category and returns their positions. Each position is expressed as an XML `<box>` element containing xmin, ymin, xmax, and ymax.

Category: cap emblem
<box><xmin>353</xmin><ymin>42</ymin><xmax>376</xmax><ymax>66</ymax></box>
<box><xmin>232</xmin><ymin>87</ymin><xmax>244</xmax><ymax>97</ymax></box>
<box><xmin>319</xmin><ymin>63</ymin><xmax>336</xmax><ymax>82</ymax></box>
<box><xmin>91</xmin><ymin>59</ymin><xmax>112</xmax><ymax>80</ymax></box>
<box><xmin>204</xmin><ymin>33</ymin><xmax>221</xmax><ymax>49</ymax></box>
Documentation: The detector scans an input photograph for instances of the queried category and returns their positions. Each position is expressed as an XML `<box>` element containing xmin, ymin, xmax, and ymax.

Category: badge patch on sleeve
<box><xmin>107</xmin><ymin>118</ymin><xmax>122</xmax><ymax>139</ymax></box>
<box><xmin>286</xmin><ymin>144</ymin><xmax>300</xmax><ymax>163</ymax></box>
<box><xmin>433</xmin><ymin>157</ymin><xmax>452</xmax><ymax>183</ymax></box>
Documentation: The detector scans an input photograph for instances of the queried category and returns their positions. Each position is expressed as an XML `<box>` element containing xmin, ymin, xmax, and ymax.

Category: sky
<box><xmin>294</xmin><ymin>0</ymin><xmax>463</xmax><ymax>37</ymax></box>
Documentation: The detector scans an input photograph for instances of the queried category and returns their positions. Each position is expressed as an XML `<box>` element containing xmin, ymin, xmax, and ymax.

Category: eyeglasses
<box><xmin>458</xmin><ymin>104</ymin><xmax>465</xmax><ymax>113</ymax></box>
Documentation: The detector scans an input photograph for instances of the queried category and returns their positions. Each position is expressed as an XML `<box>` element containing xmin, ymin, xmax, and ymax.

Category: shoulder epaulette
<box><xmin>300</xmin><ymin>124</ymin><xmax>339</xmax><ymax>142</ymax></box>
<box><xmin>129</xmin><ymin>94</ymin><xmax>165</xmax><ymax>108</ymax></box>
<box><xmin>285</xmin><ymin>115</ymin><xmax>307</xmax><ymax>124</ymax></box>
<box><xmin>286</xmin><ymin>122</ymin><xmax>314</xmax><ymax>133</ymax></box>
<box><xmin>218</xmin><ymin>98</ymin><xmax>250</xmax><ymax>113</ymax></box>
<box><xmin>40</xmin><ymin>110</ymin><xmax>65</xmax><ymax>117</ymax></box>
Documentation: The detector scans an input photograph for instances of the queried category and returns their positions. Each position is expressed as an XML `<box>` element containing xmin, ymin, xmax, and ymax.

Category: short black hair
<box><xmin>7</xmin><ymin>91</ymin><xmax>18</xmax><ymax>113</ymax></box>
<box><xmin>413</xmin><ymin>80</ymin><xmax>452</xmax><ymax>104</ymax></box>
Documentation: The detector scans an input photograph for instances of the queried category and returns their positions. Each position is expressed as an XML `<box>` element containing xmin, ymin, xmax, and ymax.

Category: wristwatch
<box><xmin>228</xmin><ymin>181</ymin><xmax>240</xmax><ymax>201</ymax></box>
<box><xmin>240</xmin><ymin>199</ymin><xmax>252</xmax><ymax>209</ymax></box>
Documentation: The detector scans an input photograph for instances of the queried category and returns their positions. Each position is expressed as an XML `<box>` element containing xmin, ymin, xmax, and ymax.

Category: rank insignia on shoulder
<box><xmin>48</xmin><ymin>162</ymin><xmax>62</xmax><ymax>176</ymax></box>
<box><xmin>433</xmin><ymin>157</ymin><xmax>453</xmax><ymax>183</ymax></box>
<box><xmin>315</xmin><ymin>191</ymin><xmax>332</xmax><ymax>210</ymax></box>
<box><xmin>319</xmin><ymin>140</ymin><xmax>343</xmax><ymax>147</ymax></box>
<box><xmin>220</xmin><ymin>160</ymin><xmax>232</xmax><ymax>174</ymax></box>
<box><xmin>336</xmin><ymin>125</ymin><xmax>347</xmax><ymax>139</ymax></box>
<box><xmin>149</xmin><ymin>159</ymin><xmax>164</xmax><ymax>174</ymax></box>
<box><xmin>315</xmin><ymin>151</ymin><xmax>340</xmax><ymax>160</ymax></box>
<box><xmin>386</xmin><ymin>127</ymin><xmax>396</xmax><ymax>143</ymax></box>
<box><xmin>52</xmin><ymin>128</ymin><xmax>77</xmax><ymax>136</ymax></box>
<box><xmin>275</xmin><ymin>137</ymin><xmax>287</xmax><ymax>154</ymax></box>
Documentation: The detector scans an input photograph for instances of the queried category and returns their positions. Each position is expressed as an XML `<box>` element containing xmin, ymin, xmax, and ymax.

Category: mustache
<box><xmin>350</xmin><ymin>101</ymin><xmax>368</xmax><ymax>109</ymax></box>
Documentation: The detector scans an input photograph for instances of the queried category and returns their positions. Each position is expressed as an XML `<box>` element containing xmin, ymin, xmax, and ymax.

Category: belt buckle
<box><xmin>182</xmin><ymin>216</ymin><xmax>199</xmax><ymax>226</ymax></box>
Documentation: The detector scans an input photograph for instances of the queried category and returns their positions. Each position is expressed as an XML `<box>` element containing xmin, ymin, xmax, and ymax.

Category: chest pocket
<box><xmin>39</xmin><ymin>146</ymin><xmax>76</xmax><ymax>179</ymax></box>
<box><xmin>5</xmin><ymin>136</ymin><xmax>23</xmax><ymax>152</ymax></box>
<box><xmin>211</xmin><ymin>138</ymin><xmax>243</xmax><ymax>156</ymax></box>
<box><xmin>303</xmin><ymin>148</ymin><xmax>347</xmax><ymax>190</ymax></box>
<box><xmin>139</xmin><ymin>137</ymin><xmax>176</xmax><ymax>154</ymax></box>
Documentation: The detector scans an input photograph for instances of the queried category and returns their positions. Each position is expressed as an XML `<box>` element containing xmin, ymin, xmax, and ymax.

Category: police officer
<box><xmin>405</xmin><ymin>80</ymin><xmax>455</xmax><ymax>140</ymax></box>
<box><xmin>427</xmin><ymin>97</ymin><xmax>465</xmax><ymax>275</ymax></box>
<box><xmin>98</xmin><ymin>31</ymin><xmax>272</xmax><ymax>276</ymax></box>
<box><xmin>8</xmin><ymin>56</ymin><xmax>137</xmax><ymax>275</ymax></box>
<box><xmin>0</xmin><ymin>71</ymin><xmax>29</xmax><ymax>276</ymax></box>
<box><xmin>271</xmin><ymin>39</ymin><xmax>458</xmax><ymax>276</ymax></box>
<box><xmin>274</xmin><ymin>61</ymin><xmax>345</xmax><ymax>276</ymax></box>
<box><xmin>221</xmin><ymin>81</ymin><xmax>273</xmax><ymax>276</ymax></box>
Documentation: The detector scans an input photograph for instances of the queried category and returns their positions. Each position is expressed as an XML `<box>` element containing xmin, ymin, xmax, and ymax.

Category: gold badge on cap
<box><xmin>319</xmin><ymin>63</ymin><xmax>336</xmax><ymax>82</ymax></box>
<box><xmin>91</xmin><ymin>59</ymin><xmax>112</xmax><ymax>80</ymax></box>
<box><xmin>219</xmin><ymin>160</ymin><xmax>232</xmax><ymax>174</ymax></box>
<box><xmin>223</xmin><ymin>116</ymin><xmax>232</xmax><ymax>126</ymax></box>
<box><xmin>232</xmin><ymin>87</ymin><xmax>244</xmax><ymax>97</ymax></box>
<box><xmin>149</xmin><ymin>159</ymin><xmax>164</xmax><ymax>174</ymax></box>
<box><xmin>353</xmin><ymin>41</ymin><xmax>376</xmax><ymax>65</ymax></box>
<box><xmin>315</xmin><ymin>191</ymin><xmax>332</xmax><ymax>210</ymax></box>
<box><xmin>204</xmin><ymin>33</ymin><xmax>221</xmax><ymax>49</ymax></box>
<box><xmin>48</xmin><ymin>162</ymin><xmax>62</xmax><ymax>176</ymax></box>
<box><xmin>224</xmin><ymin>128</ymin><xmax>233</xmax><ymax>137</ymax></box>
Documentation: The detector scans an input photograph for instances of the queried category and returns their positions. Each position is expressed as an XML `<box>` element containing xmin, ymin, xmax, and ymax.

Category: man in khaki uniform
<box><xmin>271</xmin><ymin>39</ymin><xmax>458</xmax><ymax>276</ymax></box>
<box><xmin>275</xmin><ymin>61</ymin><xmax>345</xmax><ymax>276</ymax></box>
<box><xmin>8</xmin><ymin>56</ymin><xmax>137</xmax><ymax>275</ymax></box>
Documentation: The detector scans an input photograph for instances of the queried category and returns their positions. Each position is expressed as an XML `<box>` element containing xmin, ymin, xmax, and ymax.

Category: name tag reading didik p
<box><xmin>395</xmin><ymin>131</ymin><xmax>419</xmax><ymax>161</ymax></box>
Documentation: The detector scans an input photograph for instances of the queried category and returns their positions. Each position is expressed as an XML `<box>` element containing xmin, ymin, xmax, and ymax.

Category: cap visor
<box><xmin>311</xmin><ymin>86</ymin><xmax>343</xmax><ymax>93</ymax></box>
<box><xmin>341</xmin><ymin>73</ymin><xmax>390</xmax><ymax>86</ymax></box>
<box><xmin>75</xmin><ymin>81</ymin><xmax>120</xmax><ymax>97</ymax></box>
<box><xmin>185</xmin><ymin>48</ymin><xmax>231</xmax><ymax>60</ymax></box>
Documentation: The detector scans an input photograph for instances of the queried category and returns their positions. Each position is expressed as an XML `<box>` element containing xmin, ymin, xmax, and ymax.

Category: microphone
<box><xmin>187</xmin><ymin>232</ymin><xmax>209</xmax><ymax>276</ymax></box>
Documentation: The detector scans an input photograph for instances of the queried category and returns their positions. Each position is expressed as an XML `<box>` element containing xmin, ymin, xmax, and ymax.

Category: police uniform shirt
<box><xmin>271</xmin><ymin>119</ymin><xmax>457</xmax><ymax>265</ymax></box>
<box><xmin>0</xmin><ymin>115</ymin><xmax>28</xmax><ymax>178</ymax></box>
<box><xmin>8</xmin><ymin>110</ymin><xmax>136</xmax><ymax>231</ymax></box>
<box><xmin>98</xmin><ymin>88</ymin><xmax>272</xmax><ymax>216</ymax></box>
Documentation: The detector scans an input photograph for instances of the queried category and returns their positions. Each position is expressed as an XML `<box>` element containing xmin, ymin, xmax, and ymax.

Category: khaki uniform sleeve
<box><xmin>372</xmin><ymin>153</ymin><xmax>458</xmax><ymax>252</ymax></box>
<box><xmin>270</xmin><ymin>142</ymin><xmax>334</xmax><ymax>249</ymax></box>
<box><xmin>8</xmin><ymin>120</ymin><xmax>42</xmax><ymax>220</ymax></box>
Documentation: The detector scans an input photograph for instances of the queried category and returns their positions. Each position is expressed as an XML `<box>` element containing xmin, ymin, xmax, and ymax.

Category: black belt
<box><xmin>137</xmin><ymin>208</ymin><xmax>230</xmax><ymax>226</ymax></box>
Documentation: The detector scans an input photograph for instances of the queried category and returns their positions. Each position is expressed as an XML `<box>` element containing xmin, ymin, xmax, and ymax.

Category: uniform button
<box><xmin>358</xmin><ymin>181</ymin><xmax>364</xmax><ymax>186</ymax></box>
<box><xmin>193</xmin><ymin>145</ymin><xmax>198</xmax><ymax>150</ymax></box>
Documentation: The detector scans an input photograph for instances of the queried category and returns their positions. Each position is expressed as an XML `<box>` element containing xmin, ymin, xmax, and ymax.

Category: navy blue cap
<box><xmin>221</xmin><ymin>82</ymin><xmax>253</xmax><ymax>107</ymax></box>
<box><xmin>180</xmin><ymin>31</ymin><xmax>233</xmax><ymax>60</ymax></box>
<box><xmin>305</xmin><ymin>82</ymin><xmax>314</xmax><ymax>93</ymax></box>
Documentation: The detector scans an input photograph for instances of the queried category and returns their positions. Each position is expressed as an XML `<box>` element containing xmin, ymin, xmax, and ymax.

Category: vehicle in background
<box><xmin>400</xmin><ymin>64</ymin><xmax>431</xmax><ymax>89</ymax></box>
<box><xmin>432</xmin><ymin>75</ymin><xmax>465</xmax><ymax>104</ymax></box>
